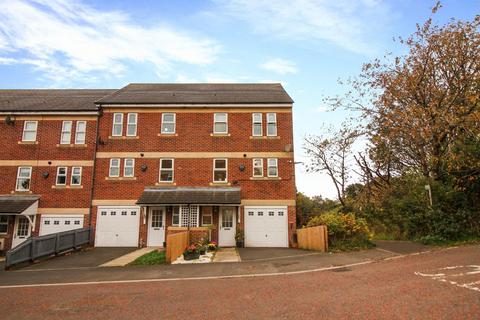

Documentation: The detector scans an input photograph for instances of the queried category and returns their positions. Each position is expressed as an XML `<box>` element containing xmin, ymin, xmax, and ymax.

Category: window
<box><xmin>75</xmin><ymin>121</ymin><xmax>86</xmax><ymax>144</ymax></box>
<box><xmin>56</xmin><ymin>167</ymin><xmax>68</xmax><ymax>185</ymax></box>
<box><xmin>253</xmin><ymin>158</ymin><xmax>263</xmax><ymax>177</ymax></box>
<box><xmin>126</xmin><ymin>113</ymin><xmax>137</xmax><ymax>136</ymax></box>
<box><xmin>266</xmin><ymin>113</ymin><xmax>277</xmax><ymax>136</ymax></box>
<box><xmin>258</xmin><ymin>211</ymin><xmax>264</xmax><ymax>216</ymax></box>
<box><xmin>101</xmin><ymin>211</ymin><xmax>107</xmax><ymax>216</ymax></box>
<box><xmin>16</xmin><ymin>167</ymin><xmax>32</xmax><ymax>191</ymax></box>
<box><xmin>71</xmin><ymin>167</ymin><xmax>82</xmax><ymax>186</ymax></box>
<box><xmin>252</xmin><ymin>113</ymin><xmax>262</xmax><ymax>136</ymax></box>
<box><xmin>112</xmin><ymin>113</ymin><xmax>123</xmax><ymax>136</ymax></box>
<box><xmin>159</xmin><ymin>159</ymin><xmax>174</xmax><ymax>182</ymax></box>
<box><xmin>65</xmin><ymin>220</ymin><xmax>71</xmax><ymax>225</ymax></box>
<box><xmin>131</xmin><ymin>211</ymin><xmax>137</xmax><ymax>216</ymax></box>
<box><xmin>124</xmin><ymin>158</ymin><xmax>135</xmax><ymax>177</ymax></box>
<box><xmin>161</xmin><ymin>113</ymin><xmax>176</xmax><ymax>134</ymax></box>
<box><xmin>202</xmin><ymin>212</ymin><xmax>213</xmax><ymax>226</ymax></box>
<box><xmin>179</xmin><ymin>206</ymin><xmax>199</xmax><ymax>227</ymax></box>
<box><xmin>248</xmin><ymin>211</ymin><xmax>254</xmax><ymax>216</ymax></box>
<box><xmin>267</xmin><ymin>158</ymin><xmax>278</xmax><ymax>177</ymax></box>
<box><xmin>54</xmin><ymin>220</ymin><xmax>60</xmax><ymax>225</ymax></box>
<box><xmin>222</xmin><ymin>209</ymin><xmax>234</xmax><ymax>228</ymax></box>
<box><xmin>151</xmin><ymin>210</ymin><xmax>163</xmax><ymax>228</ymax></box>
<box><xmin>44</xmin><ymin>220</ymin><xmax>50</xmax><ymax>225</ymax></box>
<box><xmin>60</xmin><ymin>121</ymin><xmax>72</xmax><ymax>144</ymax></box>
<box><xmin>121</xmin><ymin>211</ymin><xmax>127</xmax><ymax>216</ymax></box>
<box><xmin>74</xmin><ymin>220</ymin><xmax>80</xmax><ymax>225</ymax></box>
<box><xmin>269</xmin><ymin>211</ymin><xmax>275</xmax><ymax>216</ymax></box>
<box><xmin>111</xmin><ymin>211</ymin><xmax>116</xmax><ymax>216</ymax></box>
<box><xmin>278</xmin><ymin>211</ymin><xmax>284</xmax><ymax>216</ymax></box>
<box><xmin>172</xmin><ymin>206</ymin><xmax>180</xmax><ymax>226</ymax></box>
<box><xmin>22</xmin><ymin>121</ymin><xmax>38</xmax><ymax>142</ymax></box>
<box><xmin>0</xmin><ymin>216</ymin><xmax>8</xmax><ymax>234</ymax></box>
<box><xmin>109</xmin><ymin>158</ymin><xmax>120</xmax><ymax>177</ymax></box>
<box><xmin>213</xmin><ymin>159</ymin><xmax>227</xmax><ymax>182</ymax></box>
<box><xmin>213</xmin><ymin>113</ymin><xmax>228</xmax><ymax>134</ymax></box>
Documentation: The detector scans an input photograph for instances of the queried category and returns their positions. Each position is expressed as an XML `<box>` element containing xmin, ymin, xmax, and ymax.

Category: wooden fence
<box><xmin>166</xmin><ymin>231</ymin><xmax>189</xmax><ymax>263</ymax></box>
<box><xmin>297</xmin><ymin>225</ymin><xmax>328</xmax><ymax>252</ymax></box>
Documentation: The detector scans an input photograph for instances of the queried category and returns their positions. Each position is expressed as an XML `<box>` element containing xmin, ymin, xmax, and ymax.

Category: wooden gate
<box><xmin>297</xmin><ymin>225</ymin><xmax>328</xmax><ymax>252</ymax></box>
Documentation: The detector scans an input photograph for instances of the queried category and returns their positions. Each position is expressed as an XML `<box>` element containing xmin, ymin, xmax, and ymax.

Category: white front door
<box><xmin>12</xmin><ymin>215</ymin><xmax>32</xmax><ymax>248</ymax></box>
<box><xmin>219</xmin><ymin>207</ymin><xmax>236</xmax><ymax>247</ymax></box>
<box><xmin>147</xmin><ymin>207</ymin><xmax>165</xmax><ymax>247</ymax></box>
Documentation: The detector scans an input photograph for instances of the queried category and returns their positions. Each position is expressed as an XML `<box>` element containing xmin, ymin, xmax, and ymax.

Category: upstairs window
<box><xmin>15</xmin><ymin>167</ymin><xmax>32</xmax><ymax>191</ymax></box>
<box><xmin>267</xmin><ymin>158</ymin><xmax>278</xmax><ymax>177</ymax></box>
<box><xmin>213</xmin><ymin>158</ymin><xmax>227</xmax><ymax>182</ymax></box>
<box><xmin>126</xmin><ymin>113</ymin><xmax>137</xmax><ymax>136</ymax></box>
<box><xmin>75</xmin><ymin>121</ymin><xmax>86</xmax><ymax>144</ymax></box>
<box><xmin>71</xmin><ymin>167</ymin><xmax>82</xmax><ymax>186</ymax></box>
<box><xmin>112</xmin><ymin>113</ymin><xmax>123</xmax><ymax>136</ymax></box>
<box><xmin>109</xmin><ymin>158</ymin><xmax>120</xmax><ymax>177</ymax></box>
<box><xmin>214</xmin><ymin>113</ymin><xmax>228</xmax><ymax>134</ymax></box>
<box><xmin>159</xmin><ymin>159</ymin><xmax>174</xmax><ymax>182</ymax></box>
<box><xmin>161</xmin><ymin>113</ymin><xmax>176</xmax><ymax>134</ymax></box>
<box><xmin>56</xmin><ymin>167</ymin><xmax>68</xmax><ymax>185</ymax></box>
<box><xmin>22</xmin><ymin>121</ymin><xmax>38</xmax><ymax>142</ymax></box>
<box><xmin>253</xmin><ymin>158</ymin><xmax>264</xmax><ymax>177</ymax></box>
<box><xmin>266</xmin><ymin>113</ymin><xmax>277</xmax><ymax>136</ymax></box>
<box><xmin>60</xmin><ymin>121</ymin><xmax>72</xmax><ymax>144</ymax></box>
<box><xmin>252</xmin><ymin>113</ymin><xmax>262</xmax><ymax>136</ymax></box>
<box><xmin>124</xmin><ymin>158</ymin><xmax>135</xmax><ymax>177</ymax></box>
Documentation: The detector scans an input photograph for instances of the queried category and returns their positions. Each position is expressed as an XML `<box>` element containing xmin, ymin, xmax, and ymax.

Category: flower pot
<box><xmin>183</xmin><ymin>252</ymin><xmax>200</xmax><ymax>260</ymax></box>
<box><xmin>199</xmin><ymin>248</ymin><xmax>206</xmax><ymax>255</ymax></box>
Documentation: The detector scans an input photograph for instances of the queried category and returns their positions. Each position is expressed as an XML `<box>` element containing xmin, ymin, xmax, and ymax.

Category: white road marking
<box><xmin>415</xmin><ymin>265</ymin><xmax>480</xmax><ymax>293</ymax></box>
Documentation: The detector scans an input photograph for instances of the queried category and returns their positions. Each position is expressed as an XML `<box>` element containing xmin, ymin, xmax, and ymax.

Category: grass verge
<box><xmin>129</xmin><ymin>250</ymin><xmax>166</xmax><ymax>266</ymax></box>
<box><xmin>416</xmin><ymin>235</ymin><xmax>480</xmax><ymax>247</ymax></box>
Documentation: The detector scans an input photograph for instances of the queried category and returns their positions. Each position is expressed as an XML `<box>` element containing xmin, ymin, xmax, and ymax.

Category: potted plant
<box><xmin>207</xmin><ymin>241</ymin><xmax>217</xmax><ymax>251</ymax></box>
<box><xmin>235</xmin><ymin>228</ymin><xmax>244</xmax><ymax>248</ymax></box>
<box><xmin>183</xmin><ymin>244</ymin><xmax>200</xmax><ymax>260</ymax></box>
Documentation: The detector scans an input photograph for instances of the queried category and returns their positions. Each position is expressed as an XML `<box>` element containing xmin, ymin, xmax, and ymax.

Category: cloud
<box><xmin>215</xmin><ymin>0</ymin><xmax>392</xmax><ymax>55</ymax></box>
<box><xmin>0</xmin><ymin>0</ymin><xmax>221</xmax><ymax>85</ymax></box>
<box><xmin>315</xmin><ymin>106</ymin><xmax>328</xmax><ymax>113</ymax></box>
<box><xmin>260</xmin><ymin>58</ymin><xmax>297</xmax><ymax>75</ymax></box>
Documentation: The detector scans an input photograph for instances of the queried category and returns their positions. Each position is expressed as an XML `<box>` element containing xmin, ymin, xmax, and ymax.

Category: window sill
<box><xmin>51</xmin><ymin>185</ymin><xmax>84</xmax><ymax>189</ymax></box>
<box><xmin>108</xmin><ymin>136</ymin><xmax>139</xmax><ymax>140</ymax></box>
<box><xmin>11</xmin><ymin>190</ymin><xmax>33</xmax><ymax>194</ymax></box>
<box><xmin>18</xmin><ymin>141</ymin><xmax>38</xmax><ymax>145</ymax></box>
<box><xmin>210</xmin><ymin>133</ymin><xmax>230</xmax><ymax>137</ymax></box>
<box><xmin>168</xmin><ymin>226</ymin><xmax>212</xmax><ymax>231</ymax></box>
<box><xmin>155</xmin><ymin>182</ymin><xmax>176</xmax><ymax>186</ymax></box>
<box><xmin>56</xmin><ymin>144</ymin><xmax>87</xmax><ymax>148</ymax></box>
<box><xmin>210</xmin><ymin>182</ymin><xmax>231</xmax><ymax>186</ymax></box>
<box><xmin>157</xmin><ymin>133</ymin><xmax>178</xmax><ymax>137</ymax></box>
<box><xmin>249</xmin><ymin>136</ymin><xmax>280</xmax><ymax>139</ymax></box>
<box><xmin>249</xmin><ymin>177</ymin><xmax>282</xmax><ymax>180</ymax></box>
<box><xmin>105</xmin><ymin>177</ymin><xmax>137</xmax><ymax>181</ymax></box>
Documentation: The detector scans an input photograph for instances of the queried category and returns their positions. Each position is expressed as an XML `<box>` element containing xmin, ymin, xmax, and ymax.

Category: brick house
<box><xmin>0</xmin><ymin>84</ymin><xmax>296</xmax><ymax>253</ymax></box>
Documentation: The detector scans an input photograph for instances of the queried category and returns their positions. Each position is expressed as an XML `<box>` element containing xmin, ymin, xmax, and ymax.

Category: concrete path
<box><xmin>100</xmin><ymin>247</ymin><xmax>160</xmax><ymax>267</ymax></box>
<box><xmin>213</xmin><ymin>247</ymin><xmax>241</xmax><ymax>262</ymax></box>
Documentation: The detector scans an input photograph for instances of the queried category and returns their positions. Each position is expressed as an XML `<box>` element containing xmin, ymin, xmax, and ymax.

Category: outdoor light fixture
<box><xmin>140</xmin><ymin>164</ymin><xmax>148</xmax><ymax>172</ymax></box>
<box><xmin>5</xmin><ymin>115</ymin><xmax>15</xmax><ymax>125</ymax></box>
<box><xmin>98</xmin><ymin>137</ymin><xmax>105</xmax><ymax>145</ymax></box>
<box><xmin>239</xmin><ymin>164</ymin><xmax>245</xmax><ymax>171</ymax></box>
<box><xmin>42</xmin><ymin>172</ymin><xmax>49</xmax><ymax>179</ymax></box>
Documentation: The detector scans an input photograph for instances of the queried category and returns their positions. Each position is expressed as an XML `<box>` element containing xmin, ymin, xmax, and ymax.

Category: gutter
<box><xmin>87</xmin><ymin>107</ymin><xmax>102</xmax><ymax>244</ymax></box>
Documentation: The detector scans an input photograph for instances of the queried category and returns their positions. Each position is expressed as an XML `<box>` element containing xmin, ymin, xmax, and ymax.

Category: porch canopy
<box><xmin>0</xmin><ymin>195</ymin><xmax>39</xmax><ymax>216</ymax></box>
<box><xmin>136</xmin><ymin>187</ymin><xmax>241</xmax><ymax>205</ymax></box>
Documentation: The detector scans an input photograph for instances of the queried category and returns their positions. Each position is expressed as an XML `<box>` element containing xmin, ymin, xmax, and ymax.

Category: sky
<box><xmin>0</xmin><ymin>0</ymin><xmax>478</xmax><ymax>199</ymax></box>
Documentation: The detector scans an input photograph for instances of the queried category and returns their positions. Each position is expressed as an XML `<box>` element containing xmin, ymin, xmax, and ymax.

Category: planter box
<box><xmin>183</xmin><ymin>252</ymin><xmax>200</xmax><ymax>260</ymax></box>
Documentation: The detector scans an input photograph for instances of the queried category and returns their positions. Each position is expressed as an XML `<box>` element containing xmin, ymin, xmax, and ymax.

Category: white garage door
<box><xmin>95</xmin><ymin>206</ymin><xmax>140</xmax><ymax>247</ymax></box>
<box><xmin>40</xmin><ymin>215</ymin><xmax>84</xmax><ymax>236</ymax></box>
<box><xmin>244</xmin><ymin>206</ymin><xmax>288</xmax><ymax>247</ymax></box>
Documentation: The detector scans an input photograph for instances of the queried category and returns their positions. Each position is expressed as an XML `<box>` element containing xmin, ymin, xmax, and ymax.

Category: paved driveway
<box><xmin>237</xmin><ymin>247</ymin><xmax>316</xmax><ymax>261</ymax></box>
<box><xmin>21</xmin><ymin>247</ymin><xmax>138</xmax><ymax>270</ymax></box>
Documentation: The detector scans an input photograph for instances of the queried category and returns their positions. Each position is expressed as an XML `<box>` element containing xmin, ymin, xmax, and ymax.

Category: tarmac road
<box><xmin>0</xmin><ymin>244</ymin><xmax>479</xmax><ymax>319</ymax></box>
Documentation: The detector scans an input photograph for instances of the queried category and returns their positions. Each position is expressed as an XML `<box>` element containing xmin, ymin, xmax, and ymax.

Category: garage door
<box><xmin>39</xmin><ymin>215</ymin><xmax>84</xmax><ymax>236</ymax></box>
<box><xmin>244</xmin><ymin>206</ymin><xmax>288</xmax><ymax>247</ymax></box>
<box><xmin>95</xmin><ymin>206</ymin><xmax>140</xmax><ymax>247</ymax></box>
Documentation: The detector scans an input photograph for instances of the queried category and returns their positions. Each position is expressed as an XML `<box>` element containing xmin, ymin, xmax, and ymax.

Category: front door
<box><xmin>219</xmin><ymin>207</ymin><xmax>236</xmax><ymax>247</ymax></box>
<box><xmin>12</xmin><ymin>215</ymin><xmax>32</xmax><ymax>248</ymax></box>
<box><xmin>147</xmin><ymin>208</ymin><xmax>165</xmax><ymax>247</ymax></box>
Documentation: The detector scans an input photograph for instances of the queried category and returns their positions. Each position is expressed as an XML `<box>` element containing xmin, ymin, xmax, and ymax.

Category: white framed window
<box><xmin>56</xmin><ymin>167</ymin><xmax>68</xmax><ymax>185</ymax></box>
<box><xmin>253</xmin><ymin>158</ymin><xmax>264</xmax><ymax>177</ymax></box>
<box><xmin>213</xmin><ymin>113</ymin><xmax>228</xmax><ymax>134</ymax></box>
<box><xmin>60</xmin><ymin>121</ymin><xmax>72</xmax><ymax>144</ymax></box>
<box><xmin>112</xmin><ymin>113</ymin><xmax>123</xmax><ymax>136</ymax></box>
<box><xmin>179</xmin><ymin>205</ymin><xmax>199</xmax><ymax>227</ymax></box>
<box><xmin>22</xmin><ymin>121</ymin><xmax>38</xmax><ymax>142</ymax></box>
<box><xmin>161</xmin><ymin>113</ymin><xmax>176</xmax><ymax>134</ymax></box>
<box><xmin>159</xmin><ymin>159</ymin><xmax>174</xmax><ymax>182</ymax></box>
<box><xmin>109</xmin><ymin>158</ymin><xmax>120</xmax><ymax>177</ymax></box>
<box><xmin>267</xmin><ymin>158</ymin><xmax>278</xmax><ymax>177</ymax></box>
<box><xmin>172</xmin><ymin>206</ymin><xmax>180</xmax><ymax>226</ymax></box>
<box><xmin>71</xmin><ymin>167</ymin><xmax>82</xmax><ymax>186</ymax></box>
<box><xmin>124</xmin><ymin>158</ymin><xmax>135</xmax><ymax>177</ymax></box>
<box><xmin>75</xmin><ymin>121</ymin><xmax>86</xmax><ymax>144</ymax></box>
<box><xmin>213</xmin><ymin>158</ymin><xmax>227</xmax><ymax>182</ymax></box>
<box><xmin>252</xmin><ymin>113</ymin><xmax>262</xmax><ymax>136</ymax></box>
<box><xmin>16</xmin><ymin>167</ymin><xmax>32</xmax><ymax>191</ymax></box>
<box><xmin>0</xmin><ymin>216</ymin><xmax>8</xmax><ymax>234</ymax></box>
<box><xmin>202</xmin><ymin>211</ymin><xmax>213</xmax><ymax>226</ymax></box>
<box><xmin>126</xmin><ymin>113</ymin><xmax>137</xmax><ymax>137</ymax></box>
<box><xmin>266</xmin><ymin>113</ymin><xmax>277</xmax><ymax>136</ymax></box>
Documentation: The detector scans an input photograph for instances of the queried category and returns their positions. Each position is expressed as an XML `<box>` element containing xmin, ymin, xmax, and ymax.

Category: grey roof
<box><xmin>137</xmin><ymin>187</ymin><xmax>241</xmax><ymax>205</ymax></box>
<box><xmin>0</xmin><ymin>195</ymin><xmax>39</xmax><ymax>214</ymax></box>
<box><xmin>96</xmin><ymin>83</ymin><xmax>293</xmax><ymax>105</ymax></box>
<box><xmin>0</xmin><ymin>89</ymin><xmax>115</xmax><ymax>112</ymax></box>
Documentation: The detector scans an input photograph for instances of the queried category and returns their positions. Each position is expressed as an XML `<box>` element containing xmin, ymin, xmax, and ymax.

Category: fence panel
<box><xmin>297</xmin><ymin>225</ymin><xmax>328</xmax><ymax>252</ymax></box>
<box><xmin>166</xmin><ymin>231</ymin><xmax>189</xmax><ymax>263</ymax></box>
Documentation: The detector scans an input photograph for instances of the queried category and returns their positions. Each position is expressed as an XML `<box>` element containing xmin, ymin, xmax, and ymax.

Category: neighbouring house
<box><xmin>0</xmin><ymin>84</ymin><xmax>296</xmax><ymax>254</ymax></box>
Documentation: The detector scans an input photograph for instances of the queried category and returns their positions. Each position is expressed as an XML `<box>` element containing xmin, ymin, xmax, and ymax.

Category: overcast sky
<box><xmin>0</xmin><ymin>0</ymin><xmax>477</xmax><ymax>199</ymax></box>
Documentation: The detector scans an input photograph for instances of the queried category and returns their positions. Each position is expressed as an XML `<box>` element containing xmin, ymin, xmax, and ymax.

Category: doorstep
<box><xmin>100</xmin><ymin>247</ymin><xmax>161</xmax><ymax>267</ymax></box>
<box><xmin>213</xmin><ymin>247</ymin><xmax>241</xmax><ymax>263</ymax></box>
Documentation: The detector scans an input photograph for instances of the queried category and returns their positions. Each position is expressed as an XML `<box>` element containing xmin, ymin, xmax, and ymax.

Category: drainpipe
<box><xmin>88</xmin><ymin>107</ymin><xmax>102</xmax><ymax>243</ymax></box>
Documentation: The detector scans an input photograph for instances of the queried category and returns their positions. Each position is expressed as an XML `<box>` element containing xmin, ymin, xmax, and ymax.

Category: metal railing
<box><xmin>5</xmin><ymin>227</ymin><xmax>91</xmax><ymax>269</ymax></box>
